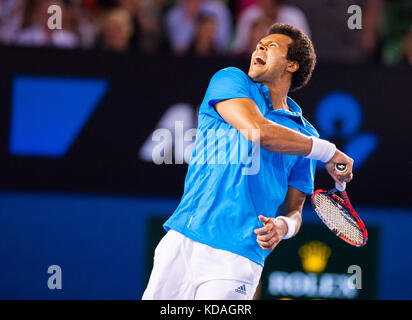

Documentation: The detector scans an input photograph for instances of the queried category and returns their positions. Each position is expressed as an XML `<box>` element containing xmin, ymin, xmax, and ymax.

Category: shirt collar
<box><xmin>257</xmin><ymin>83</ymin><xmax>305</xmax><ymax>126</ymax></box>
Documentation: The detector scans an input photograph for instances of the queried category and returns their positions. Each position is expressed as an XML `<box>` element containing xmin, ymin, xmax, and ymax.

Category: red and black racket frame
<box><xmin>311</xmin><ymin>188</ymin><xmax>368</xmax><ymax>247</ymax></box>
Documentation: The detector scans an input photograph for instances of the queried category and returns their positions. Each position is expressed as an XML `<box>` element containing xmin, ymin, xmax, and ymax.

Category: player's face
<box><xmin>248</xmin><ymin>33</ymin><xmax>293</xmax><ymax>84</ymax></box>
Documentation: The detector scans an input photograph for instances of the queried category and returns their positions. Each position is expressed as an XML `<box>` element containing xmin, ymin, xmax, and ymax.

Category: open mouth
<box><xmin>254</xmin><ymin>55</ymin><xmax>266</xmax><ymax>66</ymax></box>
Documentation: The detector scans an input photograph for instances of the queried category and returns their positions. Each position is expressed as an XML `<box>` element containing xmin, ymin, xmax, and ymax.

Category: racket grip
<box><xmin>335</xmin><ymin>181</ymin><xmax>346</xmax><ymax>192</ymax></box>
<box><xmin>335</xmin><ymin>163</ymin><xmax>347</xmax><ymax>191</ymax></box>
<box><xmin>335</xmin><ymin>163</ymin><xmax>347</xmax><ymax>173</ymax></box>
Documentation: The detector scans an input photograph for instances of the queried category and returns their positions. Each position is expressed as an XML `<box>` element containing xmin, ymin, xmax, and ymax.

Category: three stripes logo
<box><xmin>235</xmin><ymin>284</ymin><xmax>247</xmax><ymax>295</ymax></box>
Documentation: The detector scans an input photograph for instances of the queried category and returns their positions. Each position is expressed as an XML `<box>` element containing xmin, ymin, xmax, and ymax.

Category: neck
<box><xmin>264</xmin><ymin>79</ymin><xmax>291</xmax><ymax>111</ymax></box>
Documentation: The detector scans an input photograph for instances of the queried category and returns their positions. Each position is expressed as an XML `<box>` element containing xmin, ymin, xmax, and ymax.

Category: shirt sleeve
<box><xmin>288</xmin><ymin>156</ymin><xmax>317</xmax><ymax>195</ymax></box>
<box><xmin>199</xmin><ymin>67</ymin><xmax>252</xmax><ymax>121</ymax></box>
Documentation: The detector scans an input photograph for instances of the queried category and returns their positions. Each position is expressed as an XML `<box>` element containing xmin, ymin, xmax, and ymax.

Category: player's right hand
<box><xmin>325</xmin><ymin>149</ymin><xmax>354</xmax><ymax>187</ymax></box>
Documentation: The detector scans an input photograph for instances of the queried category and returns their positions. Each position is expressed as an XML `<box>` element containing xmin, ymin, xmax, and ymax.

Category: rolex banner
<box><xmin>144</xmin><ymin>217</ymin><xmax>379</xmax><ymax>300</ymax></box>
<box><xmin>258</xmin><ymin>224</ymin><xmax>379</xmax><ymax>300</ymax></box>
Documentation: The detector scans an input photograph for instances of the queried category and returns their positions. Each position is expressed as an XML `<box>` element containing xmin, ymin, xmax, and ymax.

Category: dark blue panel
<box><xmin>9</xmin><ymin>76</ymin><xmax>108</xmax><ymax>157</ymax></box>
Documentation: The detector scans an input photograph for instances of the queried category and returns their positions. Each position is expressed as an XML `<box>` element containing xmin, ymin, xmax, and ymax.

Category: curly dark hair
<box><xmin>267</xmin><ymin>23</ymin><xmax>316</xmax><ymax>92</ymax></box>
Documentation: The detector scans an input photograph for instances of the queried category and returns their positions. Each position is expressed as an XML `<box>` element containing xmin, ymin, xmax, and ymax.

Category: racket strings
<box><xmin>313</xmin><ymin>193</ymin><xmax>364</xmax><ymax>245</ymax></box>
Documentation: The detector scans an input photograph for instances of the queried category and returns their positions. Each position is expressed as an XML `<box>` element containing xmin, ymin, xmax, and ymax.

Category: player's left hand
<box><xmin>254</xmin><ymin>215</ymin><xmax>288</xmax><ymax>250</ymax></box>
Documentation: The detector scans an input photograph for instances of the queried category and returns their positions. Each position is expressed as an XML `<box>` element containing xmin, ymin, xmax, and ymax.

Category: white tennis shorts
<box><xmin>142</xmin><ymin>229</ymin><xmax>262</xmax><ymax>300</ymax></box>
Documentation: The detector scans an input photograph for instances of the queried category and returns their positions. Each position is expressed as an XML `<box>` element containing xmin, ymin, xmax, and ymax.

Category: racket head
<box><xmin>311</xmin><ymin>189</ymin><xmax>368</xmax><ymax>247</ymax></box>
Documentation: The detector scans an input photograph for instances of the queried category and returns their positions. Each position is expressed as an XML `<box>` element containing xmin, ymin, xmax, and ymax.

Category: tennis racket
<box><xmin>311</xmin><ymin>163</ymin><xmax>368</xmax><ymax>247</ymax></box>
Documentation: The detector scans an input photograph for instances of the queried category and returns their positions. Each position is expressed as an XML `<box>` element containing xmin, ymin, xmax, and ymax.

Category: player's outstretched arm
<box><xmin>215</xmin><ymin>98</ymin><xmax>312</xmax><ymax>155</ymax></box>
<box><xmin>215</xmin><ymin>97</ymin><xmax>353</xmax><ymax>184</ymax></box>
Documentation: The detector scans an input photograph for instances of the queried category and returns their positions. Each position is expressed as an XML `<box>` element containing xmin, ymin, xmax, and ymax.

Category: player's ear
<box><xmin>286</xmin><ymin>61</ymin><xmax>299</xmax><ymax>73</ymax></box>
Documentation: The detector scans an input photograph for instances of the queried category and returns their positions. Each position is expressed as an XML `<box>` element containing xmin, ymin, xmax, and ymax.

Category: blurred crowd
<box><xmin>0</xmin><ymin>0</ymin><xmax>411</xmax><ymax>66</ymax></box>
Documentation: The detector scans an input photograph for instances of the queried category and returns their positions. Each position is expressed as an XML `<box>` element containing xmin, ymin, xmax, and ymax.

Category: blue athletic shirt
<box><xmin>164</xmin><ymin>67</ymin><xmax>319</xmax><ymax>266</ymax></box>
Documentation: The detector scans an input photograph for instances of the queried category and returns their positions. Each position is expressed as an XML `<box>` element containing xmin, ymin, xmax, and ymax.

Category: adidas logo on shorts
<box><xmin>235</xmin><ymin>284</ymin><xmax>247</xmax><ymax>295</ymax></box>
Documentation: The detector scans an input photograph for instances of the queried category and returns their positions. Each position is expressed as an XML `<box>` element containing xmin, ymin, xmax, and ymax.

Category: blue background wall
<box><xmin>1</xmin><ymin>191</ymin><xmax>411</xmax><ymax>300</ymax></box>
<box><xmin>0</xmin><ymin>48</ymin><xmax>411</xmax><ymax>300</ymax></box>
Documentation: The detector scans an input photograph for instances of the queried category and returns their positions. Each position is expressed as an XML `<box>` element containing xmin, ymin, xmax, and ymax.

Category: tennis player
<box><xmin>142</xmin><ymin>23</ymin><xmax>353</xmax><ymax>300</ymax></box>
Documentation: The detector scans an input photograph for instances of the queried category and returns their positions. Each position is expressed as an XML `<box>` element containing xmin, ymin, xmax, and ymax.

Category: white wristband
<box><xmin>305</xmin><ymin>136</ymin><xmax>336</xmax><ymax>163</ymax></box>
<box><xmin>276</xmin><ymin>216</ymin><xmax>296</xmax><ymax>240</ymax></box>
